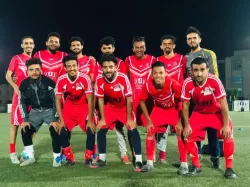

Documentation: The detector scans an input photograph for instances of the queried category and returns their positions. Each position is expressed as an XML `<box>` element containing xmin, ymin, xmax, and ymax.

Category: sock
<box><xmin>86</xmin><ymin>127</ymin><xmax>95</xmax><ymax>151</ymax></box>
<box><xmin>99</xmin><ymin>153</ymin><xmax>106</xmax><ymax>161</ymax></box>
<box><xmin>177</xmin><ymin>137</ymin><xmax>187</xmax><ymax>162</ymax></box>
<box><xmin>62</xmin><ymin>146</ymin><xmax>75</xmax><ymax>162</ymax></box>
<box><xmin>97</xmin><ymin>129</ymin><xmax>108</xmax><ymax>154</ymax></box>
<box><xmin>128</xmin><ymin>129</ymin><xmax>141</xmax><ymax>155</ymax></box>
<box><xmin>146</xmin><ymin>136</ymin><xmax>156</xmax><ymax>160</ymax></box>
<box><xmin>24</xmin><ymin>145</ymin><xmax>34</xmax><ymax>158</ymax></box>
<box><xmin>224</xmin><ymin>138</ymin><xmax>234</xmax><ymax>169</ymax></box>
<box><xmin>159</xmin><ymin>150</ymin><xmax>166</xmax><ymax>160</ymax></box>
<box><xmin>184</xmin><ymin>140</ymin><xmax>200</xmax><ymax>168</ymax></box>
<box><xmin>147</xmin><ymin>160</ymin><xmax>153</xmax><ymax>166</ymax></box>
<box><xmin>9</xmin><ymin>143</ymin><xmax>15</xmax><ymax>154</ymax></box>
<box><xmin>135</xmin><ymin>155</ymin><xmax>142</xmax><ymax>163</ymax></box>
<box><xmin>84</xmin><ymin>149</ymin><xmax>93</xmax><ymax>160</ymax></box>
<box><xmin>53</xmin><ymin>152</ymin><xmax>61</xmax><ymax>159</ymax></box>
<box><xmin>93</xmin><ymin>144</ymin><xmax>97</xmax><ymax>155</ymax></box>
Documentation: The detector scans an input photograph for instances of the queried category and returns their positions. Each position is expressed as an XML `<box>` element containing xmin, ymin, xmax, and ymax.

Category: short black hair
<box><xmin>191</xmin><ymin>57</ymin><xmax>208</xmax><ymax>68</ymax></box>
<box><xmin>152</xmin><ymin>61</ymin><xmax>166</xmax><ymax>70</ymax></box>
<box><xmin>26</xmin><ymin>58</ymin><xmax>42</xmax><ymax>67</ymax></box>
<box><xmin>160</xmin><ymin>35</ymin><xmax>176</xmax><ymax>44</ymax></box>
<box><xmin>100</xmin><ymin>36</ymin><xmax>115</xmax><ymax>47</ymax></box>
<box><xmin>132</xmin><ymin>36</ymin><xmax>145</xmax><ymax>45</ymax></box>
<box><xmin>99</xmin><ymin>54</ymin><xmax>117</xmax><ymax>66</ymax></box>
<box><xmin>68</xmin><ymin>36</ymin><xmax>84</xmax><ymax>46</ymax></box>
<box><xmin>21</xmin><ymin>36</ymin><xmax>34</xmax><ymax>44</ymax></box>
<box><xmin>186</xmin><ymin>26</ymin><xmax>201</xmax><ymax>37</ymax></box>
<box><xmin>47</xmin><ymin>32</ymin><xmax>61</xmax><ymax>41</ymax></box>
<box><xmin>62</xmin><ymin>55</ymin><xmax>78</xmax><ymax>66</ymax></box>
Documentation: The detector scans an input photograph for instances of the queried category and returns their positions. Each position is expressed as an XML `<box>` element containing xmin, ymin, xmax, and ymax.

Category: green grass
<box><xmin>0</xmin><ymin>112</ymin><xmax>249</xmax><ymax>187</ymax></box>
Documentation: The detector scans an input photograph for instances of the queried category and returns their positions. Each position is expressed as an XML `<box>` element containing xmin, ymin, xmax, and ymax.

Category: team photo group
<box><xmin>5</xmin><ymin>26</ymin><xmax>236</xmax><ymax>179</ymax></box>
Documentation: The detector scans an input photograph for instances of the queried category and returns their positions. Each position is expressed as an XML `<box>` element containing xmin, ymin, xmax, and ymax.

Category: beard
<box><xmin>103</xmin><ymin>71</ymin><xmax>116</xmax><ymax>82</ymax></box>
<box><xmin>73</xmin><ymin>49</ymin><xmax>82</xmax><ymax>55</ymax></box>
<box><xmin>190</xmin><ymin>44</ymin><xmax>199</xmax><ymax>51</ymax></box>
<box><xmin>48</xmin><ymin>47</ymin><xmax>58</xmax><ymax>54</ymax></box>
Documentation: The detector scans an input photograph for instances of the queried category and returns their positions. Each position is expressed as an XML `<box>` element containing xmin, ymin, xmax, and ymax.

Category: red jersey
<box><xmin>8</xmin><ymin>54</ymin><xmax>31</xmax><ymax>86</ymax></box>
<box><xmin>56</xmin><ymin>72</ymin><xmax>93</xmax><ymax>105</ymax></box>
<box><xmin>34</xmin><ymin>50</ymin><xmax>67</xmax><ymax>83</ymax></box>
<box><xmin>181</xmin><ymin>74</ymin><xmax>226</xmax><ymax>113</ymax></box>
<box><xmin>95</xmin><ymin>72</ymin><xmax>132</xmax><ymax>108</ymax></box>
<box><xmin>157</xmin><ymin>53</ymin><xmax>186</xmax><ymax>85</ymax></box>
<box><xmin>78</xmin><ymin>55</ymin><xmax>96</xmax><ymax>77</ymax></box>
<box><xmin>141</xmin><ymin>75</ymin><xmax>182</xmax><ymax>109</ymax></box>
<box><xmin>125</xmin><ymin>54</ymin><xmax>156</xmax><ymax>102</ymax></box>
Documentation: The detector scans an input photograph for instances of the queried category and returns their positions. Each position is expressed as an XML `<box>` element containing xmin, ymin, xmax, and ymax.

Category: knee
<box><xmin>21</xmin><ymin>125</ymin><xmax>34</xmax><ymax>136</ymax></box>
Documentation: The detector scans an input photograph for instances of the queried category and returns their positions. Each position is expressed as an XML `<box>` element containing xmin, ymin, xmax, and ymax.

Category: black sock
<box><xmin>21</xmin><ymin>125</ymin><xmax>36</xmax><ymax>146</ymax></box>
<box><xmin>128</xmin><ymin>129</ymin><xmax>141</xmax><ymax>155</ymax></box>
<box><xmin>86</xmin><ymin>127</ymin><xmax>95</xmax><ymax>150</ymax></box>
<box><xmin>97</xmin><ymin>128</ymin><xmax>108</xmax><ymax>154</ymax></box>
<box><xmin>49</xmin><ymin>126</ymin><xmax>61</xmax><ymax>153</ymax></box>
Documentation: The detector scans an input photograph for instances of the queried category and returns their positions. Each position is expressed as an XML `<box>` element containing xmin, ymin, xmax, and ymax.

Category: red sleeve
<box><xmin>119</xmin><ymin>60</ymin><xmax>127</xmax><ymax>74</ymax></box>
<box><xmin>89</xmin><ymin>59</ymin><xmax>96</xmax><ymax>75</ymax></box>
<box><xmin>63</xmin><ymin>52</ymin><xmax>68</xmax><ymax>57</ymax></box>
<box><xmin>83</xmin><ymin>75</ymin><xmax>93</xmax><ymax>94</ymax></box>
<box><xmin>33</xmin><ymin>52</ymin><xmax>39</xmax><ymax>58</ymax></box>
<box><xmin>123</xmin><ymin>75</ymin><xmax>132</xmax><ymax>97</ymax></box>
<box><xmin>182</xmin><ymin>56</ymin><xmax>187</xmax><ymax>78</ymax></box>
<box><xmin>140</xmin><ymin>83</ymin><xmax>148</xmax><ymax>101</ymax></box>
<box><xmin>152</xmin><ymin>56</ymin><xmax>157</xmax><ymax>64</ymax></box>
<box><xmin>124</xmin><ymin>57</ymin><xmax>130</xmax><ymax>74</ymax></box>
<box><xmin>8</xmin><ymin>56</ymin><xmax>18</xmax><ymax>72</ymax></box>
<box><xmin>56</xmin><ymin>79</ymin><xmax>63</xmax><ymax>95</ymax></box>
<box><xmin>94</xmin><ymin>78</ymin><xmax>104</xmax><ymax>98</ymax></box>
<box><xmin>213</xmin><ymin>78</ymin><xmax>226</xmax><ymax>100</ymax></box>
<box><xmin>59</xmin><ymin>66</ymin><xmax>66</xmax><ymax>76</ymax></box>
<box><xmin>93</xmin><ymin>62</ymin><xmax>100</xmax><ymax>82</ymax></box>
<box><xmin>181</xmin><ymin>80</ymin><xmax>191</xmax><ymax>101</ymax></box>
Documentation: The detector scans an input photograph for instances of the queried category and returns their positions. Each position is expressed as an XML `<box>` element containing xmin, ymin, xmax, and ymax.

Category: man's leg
<box><xmin>207</xmin><ymin>128</ymin><xmax>221</xmax><ymax>168</ymax></box>
<box><xmin>84</xmin><ymin>127</ymin><xmax>96</xmax><ymax>165</ymax></box>
<box><xmin>156</xmin><ymin>131</ymin><xmax>167</xmax><ymax>164</ymax></box>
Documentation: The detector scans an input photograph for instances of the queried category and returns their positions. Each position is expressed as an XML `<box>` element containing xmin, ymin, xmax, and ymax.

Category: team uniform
<box><xmin>56</xmin><ymin>72</ymin><xmax>93</xmax><ymax>132</ymax></box>
<box><xmin>34</xmin><ymin>50</ymin><xmax>67</xmax><ymax>83</ymax></box>
<box><xmin>8</xmin><ymin>54</ymin><xmax>31</xmax><ymax>125</ymax></box>
<box><xmin>124</xmin><ymin>55</ymin><xmax>156</xmax><ymax>125</ymax></box>
<box><xmin>181</xmin><ymin>74</ymin><xmax>235</xmax><ymax>174</ymax></box>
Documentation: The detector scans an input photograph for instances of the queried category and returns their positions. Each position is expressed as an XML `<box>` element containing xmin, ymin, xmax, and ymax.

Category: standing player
<box><xmin>68</xmin><ymin>36</ymin><xmax>96</xmax><ymax>82</ymax></box>
<box><xmin>56</xmin><ymin>55</ymin><xmax>95</xmax><ymax>166</ymax></box>
<box><xmin>181</xmin><ymin>57</ymin><xmax>236</xmax><ymax>179</ymax></box>
<box><xmin>94</xmin><ymin>36</ymin><xmax>130</xmax><ymax>164</ymax></box>
<box><xmin>19</xmin><ymin>58</ymin><xmax>75</xmax><ymax>167</ymax></box>
<box><xmin>185</xmin><ymin>26</ymin><xmax>221</xmax><ymax>167</ymax></box>
<box><xmin>92</xmin><ymin>54</ymin><xmax>143</xmax><ymax>171</ymax></box>
<box><xmin>139</xmin><ymin>61</ymin><xmax>186</xmax><ymax>174</ymax></box>
<box><xmin>34</xmin><ymin>32</ymin><xmax>67</xmax><ymax>83</ymax></box>
<box><xmin>156</xmin><ymin>34</ymin><xmax>187</xmax><ymax>164</ymax></box>
<box><xmin>6</xmin><ymin>36</ymin><xmax>35</xmax><ymax>164</ymax></box>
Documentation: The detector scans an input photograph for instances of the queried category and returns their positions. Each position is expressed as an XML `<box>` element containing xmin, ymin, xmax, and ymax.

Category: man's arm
<box><xmin>126</xmin><ymin>96</ymin><xmax>133</xmax><ymax>120</ymax></box>
<box><xmin>140</xmin><ymin>100</ymin><xmax>150</xmax><ymax>122</ymax></box>
<box><xmin>86</xmin><ymin>93</ymin><xmax>94</xmax><ymax>122</ymax></box>
<box><xmin>98</xmin><ymin>97</ymin><xmax>105</xmax><ymax>121</ymax></box>
<box><xmin>49</xmin><ymin>88</ymin><xmax>57</xmax><ymax>121</ymax></box>
<box><xmin>6</xmin><ymin>70</ymin><xmax>19</xmax><ymax>94</ymax></box>
<box><xmin>219</xmin><ymin>97</ymin><xmax>229</xmax><ymax>128</ymax></box>
<box><xmin>55</xmin><ymin>95</ymin><xmax>63</xmax><ymax>122</ymax></box>
<box><xmin>182</xmin><ymin>101</ymin><xmax>190</xmax><ymax>127</ymax></box>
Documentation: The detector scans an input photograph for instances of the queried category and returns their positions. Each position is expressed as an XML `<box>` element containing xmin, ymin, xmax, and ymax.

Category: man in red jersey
<box><xmin>5</xmin><ymin>36</ymin><xmax>35</xmax><ymax>164</ymax></box>
<box><xmin>34</xmin><ymin>32</ymin><xmax>67</xmax><ymax>83</ymax></box>
<box><xmin>181</xmin><ymin>57</ymin><xmax>236</xmax><ymax>179</ymax></box>
<box><xmin>55</xmin><ymin>55</ymin><xmax>95</xmax><ymax>166</ymax></box>
<box><xmin>156</xmin><ymin>35</ymin><xmax>187</xmax><ymax>168</ymax></box>
<box><xmin>91</xmin><ymin>54</ymin><xmax>143</xmax><ymax>171</ymax></box>
<box><xmin>68</xmin><ymin>36</ymin><xmax>96</xmax><ymax>82</ymax></box>
<box><xmin>94</xmin><ymin>36</ymin><xmax>131</xmax><ymax>164</ymax></box>
<box><xmin>139</xmin><ymin>61</ymin><xmax>185</xmax><ymax>173</ymax></box>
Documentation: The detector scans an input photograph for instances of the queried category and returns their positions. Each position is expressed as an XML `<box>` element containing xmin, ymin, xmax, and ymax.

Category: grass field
<box><xmin>0</xmin><ymin>112</ymin><xmax>249</xmax><ymax>187</ymax></box>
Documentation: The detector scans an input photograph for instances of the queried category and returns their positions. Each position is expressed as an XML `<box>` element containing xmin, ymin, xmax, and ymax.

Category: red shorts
<box><xmin>63</xmin><ymin>103</ymin><xmax>89</xmax><ymax>132</ymax></box>
<box><xmin>11</xmin><ymin>93</ymin><xmax>22</xmax><ymax>126</ymax></box>
<box><xmin>102</xmin><ymin>105</ymin><xmax>135</xmax><ymax>130</ymax></box>
<box><xmin>149</xmin><ymin>106</ymin><xmax>180</xmax><ymax>134</ymax></box>
<box><xmin>189</xmin><ymin>111</ymin><xmax>233</xmax><ymax>141</ymax></box>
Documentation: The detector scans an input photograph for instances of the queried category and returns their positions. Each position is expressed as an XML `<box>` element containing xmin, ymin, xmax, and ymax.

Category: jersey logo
<box><xmin>76</xmin><ymin>83</ymin><xmax>83</xmax><ymax>90</ymax></box>
<box><xmin>114</xmin><ymin>84</ymin><xmax>121</xmax><ymax>91</ymax></box>
<box><xmin>202</xmin><ymin>87</ymin><xmax>212</xmax><ymax>96</ymax></box>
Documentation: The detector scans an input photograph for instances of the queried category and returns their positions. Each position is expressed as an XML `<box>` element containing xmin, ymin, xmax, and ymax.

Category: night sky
<box><xmin>0</xmin><ymin>0</ymin><xmax>250</xmax><ymax>83</ymax></box>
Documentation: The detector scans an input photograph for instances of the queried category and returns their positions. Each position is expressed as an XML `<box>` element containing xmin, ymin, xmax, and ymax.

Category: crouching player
<box><xmin>91</xmin><ymin>54</ymin><xmax>143</xmax><ymax>171</ymax></box>
<box><xmin>140</xmin><ymin>61</ymin><xmax>187</xmax><ymax>173</ymax></box>
<box><xmin>181</xmin><ymin>57</ymin><xmax>236</xmax><ymax>179</ymax></box>
<box><xmin>19</xmin><ymin>58</ymin><xmax>74</xmax><ymax>166</ymax></box>
<box><xmin>56</xmin><ymin>55</ymin><xmax>96</xmax><ymax>166</ymax></box>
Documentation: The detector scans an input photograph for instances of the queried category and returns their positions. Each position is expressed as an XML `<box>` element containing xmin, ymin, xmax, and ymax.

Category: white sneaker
<box><xmin>10</xmin><ymin>153</ymin><xmax>20</xmax><ymax>164</ymax></box>
<box><xmin>20</xmin><ymin>157</ymin><xmax>36</xmax><ymax>166</ymax></box>
<box><xmin>53</xmin><ymin>156</ymin><xmax>62</xmax><ymax>167</ymax></box>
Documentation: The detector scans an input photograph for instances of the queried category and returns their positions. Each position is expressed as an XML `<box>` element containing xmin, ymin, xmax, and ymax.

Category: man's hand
<box><xmin>12</xmin><ymin>75</ymin><xmax>17</xmax><ymax>84</ymax></box>
<box><xmin>21</xmin><ymin>122</ymin><xmax>31</xmax><ymax>133</ymax></box>
<box><xmin>13</xmin><ymin>85</ymin><xmax>20</xmax><ymax>95</ymax></box>
<box><xmin>183</xmin><ymin>124</ymin><xmax>192</xmax><ymax>139</ymax></box>
<box><xmin>126</xmin><ymin>119</ymin><xmax>136</xmax><ymax>130</ymax></box>
<box><xmin>175</xmin><ymin>120</ymin><xmax>183</xmax><ymax>137</ymax></box>
<box><xmin>89</xmin><ymin>56</ymin><xmax>96</xmax><ymax>61</ymax></box>
<box><xmin>220</xmin><ymin>126</ymin><xmax>231</xmax><ymax>139</ymax></box>
<box><xmin>145</xmin><ymin>120</ymin><xmax>154</xmax><ymax>135</ymax></box>
<box><xmin>50</xmin><ymin>121</ymin><xmax>59</xmax><ymax>132</ymax></box>
<box><xmin>87</xmin><ymin>120</ymin><xmax>96</xmax><ymax>134</ymax></box>
<box><xmin>57</xmin><ymin>120</ymin><xmax>65</xmax><ymax>134</ymax></box>
<box><xmin>97</xmin><ymin>119</ymin><xmax>106</xmax><ymax>130</ymax></box>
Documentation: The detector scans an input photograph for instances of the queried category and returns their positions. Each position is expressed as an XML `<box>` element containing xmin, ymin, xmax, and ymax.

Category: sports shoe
<box><xmin>90</xmin><ymin>159</ymin><xmax>106</xmax><ymax>168</ymax></box>
<box><xmin>224</xmin><ymin>168</ymin><xmax>237</xmax><ymax>179</ymax></box>
<box><xmin>20</xmin><ymin>157</ymin><xmax>36</xmax><ymax>166</ymax></box>
<box><xmin>210</xmin><ymin>157</ymin><xmax>221</xmax><ymax>169</ymax></box>
<box><xmin>121</xmin><ymin>155</ymin><xmax>131</xmax><ymax>164</ymax></box>
<box><xmin>141</xmin><ymin>164</ymin><xmax>153</xmax><ymax>172</ymax></box>
<box><xmin>64</xmin><ymin>159</ymin><xmax>75</xmax><ymax>166</ymax></box>
<box><xmin>198</xmin><ymin>154</ymin><xmax>202</xmax><ymax>161</ymax></box>
<box><xmin>10</xmin><ymin>153</ymin><xmax>20</xmax><ymax>164</ymax></box>
<box><xmin>134</xmin><ymin>162</ymin><xmax>142</xmax><ymax>172</ymax></box>
<box><xmin>187</xmin><ymin>165</ymin><xmax>202</xmax><ymax>176</ymax></box>
<box><xmin>177</xmin><ymin>165</ymin><xmax>189</xmax><ymax>175</ymax></box>
<box><xmin>53</xmin><ymin>156</ymin><xmax>62</xmax><ymax>167</ymax></box>
<box><xmin>84</xmin><ymin>159</ymin><xmax>92</xmax><ymax>166</ymax></box>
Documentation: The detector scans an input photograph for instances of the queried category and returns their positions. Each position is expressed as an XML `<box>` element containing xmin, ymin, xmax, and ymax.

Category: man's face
<box><xmin>101</xmin><ymin>44</ymin><xmax>115</xmax><ymax>54</ymax></box>
<box><xmin>46</xmin><ymin>36</ymin><xmax>60</xmax><ymax>53</ymax></box>
<box><xmin>186</xmin><ymin>33</ymin><xmax>201</xmax><ymax>50</ymax></box>
<box><xmin>28</xmin><ymin>64</ymin><xmax>41</xmax><ymax>79</ymax></box>
<box><xmin>192</xmin><ymin>63</ymin><xmax>209</xmax><ymax>85</ymax></box>
<box><xmin>21</xmin><ymin>38</ymin><xmax>35</xmax><ymax>54</ymax></box>
<box><xmin>133</xmin><ymin>41</ymin><xmax>146</xmax><ymax>58</ymax></box>
<box><xmin>102</xmin><ymin>61</ymin><xmax>117</xmax><ymax>79</ymax></box>
<box><xmin>160</xmin><ymin>39</ymin><xmax>175</xmax><ymax>54</ymax></box>
<box><xmin>65</xmin><ymin>60</ymin><xmax>78</xmax><ymax>77</ymax></box>
<box><xmin>152</xmin><ymin>66</ymin><xmax>166</xmax><ymax>85</ymax></box>
<box><xmin>70</xmin><ymin>41</ymin><xmax>83</xmax><ymax>55</ymax></box>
